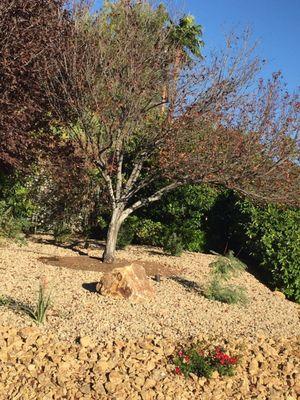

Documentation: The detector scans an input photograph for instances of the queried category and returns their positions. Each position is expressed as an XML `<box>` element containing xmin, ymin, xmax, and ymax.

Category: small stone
<box><xmin>141</xmin><ymin>389</ymin><xmax>156</xmax><ymax>400</ymax></box>
<box><xmin>109</xmin><ymin>370</ymin><xmax>124</xmax><ymax>385</ymax></box>
<box><xmin>81</xmin><ymin>384</ymin><xmax>91</xmax><ymax>394</ymax></box>
<box><xmin>18</xmin><ymin>327</ymin><xmax>39</xmax><ymax>340</ymax></box>
<box><xmin>273</xmin><ymin>290</ymin><xmax>286</xmax><ymax>299</ymax></box>
<box><xmin>93</xmin><ymin>382</ymin><xmax>106</xmax><ymax>394</ymax></box>
<box><xmin>249</xmin><ymin>359</ymin><xmax>259</xmax><ymax>375</ymax></box>
<box><xmin>211</xmin><ymin>371</ymin><xmax>219</xmax><ymax>379</ymax></box>
<box><xmin>255</xmin><ymin>353</ymin><xmax>264</xmax><ymax>363</ymax></box>
<box><xmin>80</xmin><ymin>335</ymin><xmax>94</xmax><ymax>347</ymax></box>
<box><xmin>105</xmin><ymin>381</ymin><xmax>117</xmax><ymax>394</ymax></box>
<box><xmin>143</xmin><ymin>378</ymin><xmax>156</xmax><ymax>390</ymax></box>
<box><xmin>146</xmin><ymin>361</ymin><xmax>156</xmax><ymax>372</ymax></box>
<box><xmin>96</xmin><ymin>360</ymin><xmax>110</xmax><ymax>373</ymax></box>
<box><xmin>134</xmin><ymin>375</ymin><xmax>145</xmax><ymax>387</ymax></box>
<box><xmin>240</xmin><ymin>377</ymin><xmax>250</xmax><ymax>395</ymax></box>
<box><xmin>27</xmin><ymin>364</ymin><xmax>35</xmax><ymax>371</ymax></box>
<box><xmin>164</xmin><ymin>344</ymin><xmax>175</xmax><ymax>356</ymax></box>
<box><xmin>198</xmin><ymin>377</ymin><xmax>207</xmax><ymax>386</ymax></box>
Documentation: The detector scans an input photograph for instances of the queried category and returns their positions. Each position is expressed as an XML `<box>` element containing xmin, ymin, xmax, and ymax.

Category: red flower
<box><xmin>175</xmin><ymin>366</ymin><xmax>181</xmax><ymax>375</ymax></box>
<box><xmin>214</xmin><ymin>349</ymin><xmax>237</xmax><ymax>366</ymax></box>
<box><xmin>178</xmin><ymin>350</ymin><xmax>184</xmax><ymax>357</ymax></box>
<box><xmin>184</xmin><ymin>356</ymin><xmax>190</xmax><ymax>363</ymax></box>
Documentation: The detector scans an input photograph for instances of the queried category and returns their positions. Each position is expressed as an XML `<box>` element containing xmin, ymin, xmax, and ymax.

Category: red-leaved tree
<box><xmin>0</xmin><ymin>0</ymin><xmax>71</xmax><ymax>171</ymax></box>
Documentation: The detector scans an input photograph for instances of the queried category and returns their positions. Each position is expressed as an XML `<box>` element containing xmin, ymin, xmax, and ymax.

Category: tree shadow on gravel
<box><xmin>30</xmin><ymin>235</ymin><xmax>106</xmax><ymax>256</ymax></box>
<box><xmin>169</xmin><ymin>276</ymin><xmax>204</xmax><ymax>296</ymax></box>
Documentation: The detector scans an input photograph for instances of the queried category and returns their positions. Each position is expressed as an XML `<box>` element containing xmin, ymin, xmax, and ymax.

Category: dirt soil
<box><xmin>39</xmin><ymin>255</ymin><xmax>180</xmax><ymax>276</ymax></box>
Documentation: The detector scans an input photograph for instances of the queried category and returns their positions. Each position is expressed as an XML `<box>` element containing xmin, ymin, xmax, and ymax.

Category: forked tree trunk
<box><xmin>102</xmin><ymin>207</ymin><xmax>124</xmax><ymax>263</ymax></box>
<box><xmin>102</xmin><ymin>181</ymin><xmax>181</xmax><ymax>263</ymax></box>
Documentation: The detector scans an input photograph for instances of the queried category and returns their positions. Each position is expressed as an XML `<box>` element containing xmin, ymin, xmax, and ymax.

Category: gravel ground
<box><xmin>0</xmin><ymin>325</ymin><xmax>299</xmax><ymax>400</ymax></box>
<box><xmin>0</xmin><ymin>236</ymin><xmax>299</xmax><ymax>343</ymax></box>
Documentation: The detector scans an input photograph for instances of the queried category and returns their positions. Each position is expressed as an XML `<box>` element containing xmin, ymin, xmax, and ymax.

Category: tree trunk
<box><xmin>102</xmin><ymin>208</ymin><xmax>124</xmax><ymax>263</ymax></box>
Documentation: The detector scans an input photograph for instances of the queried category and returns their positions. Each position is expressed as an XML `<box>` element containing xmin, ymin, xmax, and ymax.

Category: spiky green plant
<box><xmin>205</xmin><ymin>279</ymin><xmax>248</xmax><ymax>305</ymax></box>
<box><xmin>19</xmin><ymin>279</ymin><xmax>52</xmax><ymax>324</ymax></box>
<box><xmin>205</xmin><ymin>251</ymin><xmax>248</xmax><ymax>305</ymax></box>
<box><xmin>0</xmin><ymin>285</ymin><xmax>51</xmax><ymax>324</ymax></box>
<box><xmin>209</xmin><ymin>250</ymin><xmax>246</xmax><ymax>280</ymax></box>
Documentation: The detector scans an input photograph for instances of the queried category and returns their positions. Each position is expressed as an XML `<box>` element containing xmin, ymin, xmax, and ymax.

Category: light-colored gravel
<box><xmin>0</xmin><ymin>236</ymin><xmax>300</xmax><ymax>340</ymax></box>
<box><xmin>0</xmin><ymin>236</ymin><xmax>299</xmax><ymax>342</ymax></box>
<box><xmin>0</xmin><ymin>237</ymin><xmax>300</xmax><ymax>399</ymax></box>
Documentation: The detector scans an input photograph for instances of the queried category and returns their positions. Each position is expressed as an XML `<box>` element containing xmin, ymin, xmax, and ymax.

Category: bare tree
<box><xmin>45</xmin><ymin>0</ymin><xmax>299</xmax><ymax>262</ymax></box>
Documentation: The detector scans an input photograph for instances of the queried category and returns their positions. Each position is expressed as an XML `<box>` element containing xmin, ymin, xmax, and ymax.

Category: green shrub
<box><xmin>116</xmin><ymin>224</ymin><xmax>134</xmax><ymax>250</ymax></box>
<box><xmin>163</xmin><ymin>232</ymin><xmax>183</xmax><ymax>256</ymax></box>
<box><xmin>205</xmin><ymin>279</ymin><xmax>248</xmax><ymax>305</ymax></box>
<box><xmin>53</xmin><ymin>224</ymin><xmax>73</xmax><ymax>244</ymax></box>
<box><xmin>133</xmin><ymin>218</ymin><xmax>165</xmax><ymax>246</ymax></box>
<box><xmin>0</xmin><ymin>172</ymin><xmax>34</xmax><ymax>242</ymax></box>
<box><xmin>131</xmin><ymin>184</ymin><xmax>219</xmax><ymax>252</ymax></box>
<box><xmin>209</xmin><ymin>250</ymin><xmax>246</xmax><ymax>280</ymax></box>
<box><xmin>0</xmin><ymin>202</ymin><xmax>27</xmax><ymax>243</ymax></box>
<box><xmin>238</xmin><ymin>202</ymin><xmax>300</xmax><ymax>302</ymax></box>
<box><xmin>204</xmin><ymin>251</ymin><xmax>248</xmax><ymax>305</ymax></box>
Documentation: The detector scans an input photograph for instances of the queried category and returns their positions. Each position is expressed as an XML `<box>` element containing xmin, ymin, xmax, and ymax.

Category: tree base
<box><xmin>102</xmin><ymin>252</ymin><xmax>115</xmax><ymax>264</ymax></box>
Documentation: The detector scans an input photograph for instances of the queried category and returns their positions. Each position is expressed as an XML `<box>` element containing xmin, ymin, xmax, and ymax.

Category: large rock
<box><xmin>96</xmin><ymin>263</ymin><xmax>155</xmax><ymax>302</ymax></box>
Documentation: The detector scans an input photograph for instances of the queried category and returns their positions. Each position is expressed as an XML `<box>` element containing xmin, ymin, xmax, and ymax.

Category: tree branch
<box><xmin>120</xmin><ymin>181</ymin><xmax>183</xmax><ymax>221</ymax></box>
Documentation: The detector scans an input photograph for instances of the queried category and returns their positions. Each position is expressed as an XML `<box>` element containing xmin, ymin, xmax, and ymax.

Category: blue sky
<box><xmin>94</xmin><ymin>0</ymin><xmax>300</xmax><ymax>92</ymax></box>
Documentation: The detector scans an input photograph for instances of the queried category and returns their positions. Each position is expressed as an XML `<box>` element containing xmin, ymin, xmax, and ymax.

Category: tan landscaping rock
<box><xmin>109</xmin><ymin>370</ymin><xmax>124</xmax><ymax>385</ymax></box>
<box><xmin>273</xmin><ymin>290</ymin><xmax>286</xmax><ymax>299</ymax></box>
<box><xmin>96</xmin><ymin>263</ymin><xmax>155</xmax><ymax>302</ymax></box>
<box><xmin>211</xmin><ymin>371</ymin><xmax>219</xmax><ymax>379</ymax></box>
<box><xmin>249</xmin><ymin>358</ymin><xmax>259</xmax><ymax>375</ymax></box>
<box><xmin>80</xmin><ymin>335</ymin><xmax>94</xmax><ymax>347</ymax></box>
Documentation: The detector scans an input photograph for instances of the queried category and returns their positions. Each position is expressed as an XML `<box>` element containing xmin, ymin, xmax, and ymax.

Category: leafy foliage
<box><xmin>129</xmin><ymin>184</ymin><xmax>218</xmax><ymax>252</ymax></box>
<box><xmin>163</xmin><ymin>232</ymin><xmax>183</xmax><ymax>256</ymax></box>
<box><xmin>0</xmin><ymin>172</ymin><xmax>34</xmax><ymax>242</ymax></box>
<box><xmin>0</xmin><ymin>203</ymin><xmax>27</xmax><ymax>243</ymax></box>
<box><xmin>116</xmin><ymin>224</ymin><xmax>134</xmax><ymax>250</ymax></box>
<box><xmin>53</xmin><ymin>224</ymin><xmax>73</xmax><ymax>244</ymax></box>
<box><xmin>238</xmin><ymin>202</ymin><xmax>300</xmax><ymax>302</ymax></box>
<box><xmin>0</xmin><ymin>0</ymin><xmax>71</xmax><ymax>171</ymax></box>
<box><xmin>173</xmin><ymin>343</ymin><xmax>238</xmax><ymax>378</ymax></box>
<box><xmin>169</xmin><ymin>14</ymin><xmax>204</xmax><ymax>59</ymax></box>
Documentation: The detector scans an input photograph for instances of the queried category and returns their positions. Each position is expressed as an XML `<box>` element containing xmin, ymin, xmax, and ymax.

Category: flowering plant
<box><xmin>173</xmin><ymin>343</ymin><xmax>238</xmax><ymax>378</ymax></box>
